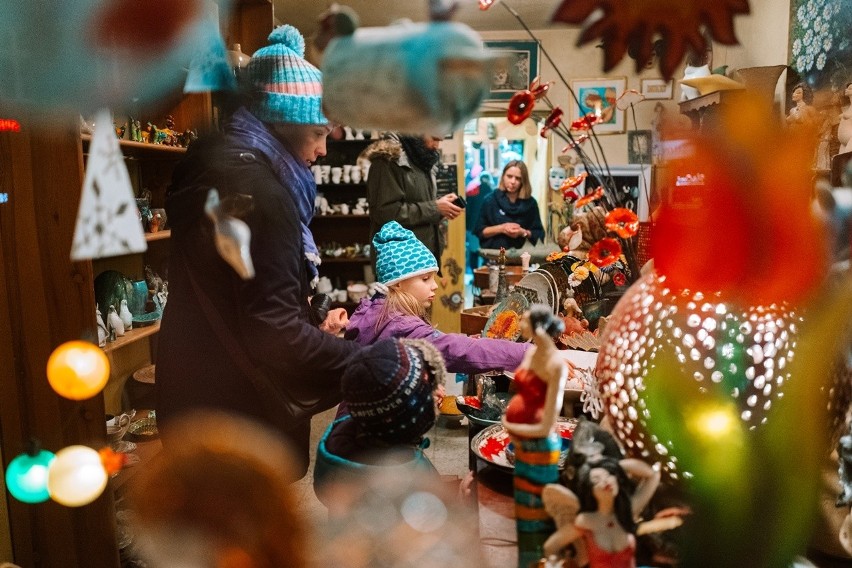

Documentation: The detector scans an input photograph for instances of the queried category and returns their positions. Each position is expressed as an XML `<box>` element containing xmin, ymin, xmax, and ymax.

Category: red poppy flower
<box><xmin>508</xmin><ymin>90</ymin><xmax>535</xmax><ymax>124</ymax></box>
<box><xmin>540</xmin><ymin>107</ymin><xmax>564</xmax><ymax>138</ymax></box>
<box><xmin>612</xmin><ymin>272</ymin><xmax>627</xmax><ymax>286</ymax></box>
<box><xmin>529</xmin><ymin>77</ymin><xmax>554</xmax><ymax>99</ymax></box>
<box><xmin>562</xmin><ymin>189</ymin><xmax>580</xmax><ymax>202</ymax></box>
<box><xmin>570</xmin><ymin>113</ymin><xmax>600</xmax><ymax>131</ymax></box>
<box><xmin>605</xmin><ymin>208</ymin><xmax>640</xmax><ymax>238</ymax></box>
<box><xmin>588</xmin><ymin>238</ymin><xmax>622</xmax><ymax>268</ymax></box>
<box><xmin>560</xmin><ymin>171</ymin><xmax>588</xmax><ymax>192</ymax></box>
<box><xmin>574</xmin><ymin>186</ymin><xmax>604</xmax><ymax>209</ymax></box>
<box><xmin>561</xmin><ymin>134</ymin><xmax>589</xmax><ymax>153</ymax></box>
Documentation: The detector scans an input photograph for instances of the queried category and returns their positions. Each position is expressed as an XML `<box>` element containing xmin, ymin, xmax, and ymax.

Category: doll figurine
<box><xmin>541</xmin><ymin>421</ymin><xmax>661</xmax><ymax>568</ymax></box>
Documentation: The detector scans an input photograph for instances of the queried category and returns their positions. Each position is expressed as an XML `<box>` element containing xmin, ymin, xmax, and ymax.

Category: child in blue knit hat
<box><xmin>345</xmin><ymin>221</ymin><xmax>529</xmax><ymax>375</ymax></box>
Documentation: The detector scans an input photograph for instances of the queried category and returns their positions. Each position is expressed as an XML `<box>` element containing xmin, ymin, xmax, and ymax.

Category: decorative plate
<box><xmin>132</xmin><ymin>311</ymin><xmax>161</xmax><ymax>326</ymax></box>
<box><xmin>481</xmin><ymin>291</ymin><xmax>530</xmax><ymax>341</ymax></box>
<box><xmin>455</xmin><ymin>392</ymin><xmax>511</xmax><ymax>427</ymax></box>
<box><xmin>471</xmin><ymin>418</ymin><xmax>578</xmax><ymax>472</ymax></box>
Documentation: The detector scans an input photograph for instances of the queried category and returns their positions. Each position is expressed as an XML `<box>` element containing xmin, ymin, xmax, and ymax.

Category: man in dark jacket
<box><xmin>365</xmin><ymin>133</ymin><xmax>462</xmax><ymax>269</ymax></box>
<box><xmin>156</xmin><ymin>25</ymin><xmax>359</xmax><ymax>476</ymax></box>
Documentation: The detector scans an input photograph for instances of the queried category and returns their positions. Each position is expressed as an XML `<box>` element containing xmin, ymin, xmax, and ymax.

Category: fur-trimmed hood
<box><xmin>363</xmin><ymin>136</ymin><xmax>403</xmax><ymax>163</ymax></box>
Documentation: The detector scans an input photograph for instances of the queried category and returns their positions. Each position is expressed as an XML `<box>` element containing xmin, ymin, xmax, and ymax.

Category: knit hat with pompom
<box><xmin>247</xmin><ymin>25</ymin><xmax>327</xmax><ymax>125</ymax></box>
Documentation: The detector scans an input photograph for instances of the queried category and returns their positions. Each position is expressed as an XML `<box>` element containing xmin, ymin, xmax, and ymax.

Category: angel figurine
<box><xmin>542</xmin><ymin>421</ymin><xmax>661</xmax><ymax>568</ymax></box>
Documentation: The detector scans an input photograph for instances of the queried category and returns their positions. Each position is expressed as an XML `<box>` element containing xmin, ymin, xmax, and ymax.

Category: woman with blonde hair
<box><xmin>475</xmin><ymin>160</ymin><xmax>545</xmax><ymax>250</ymax></box>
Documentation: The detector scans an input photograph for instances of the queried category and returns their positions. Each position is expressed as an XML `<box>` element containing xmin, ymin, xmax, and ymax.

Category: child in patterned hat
<box><xmin>345</xmin><ymin>221</ymin><xmax>529</xmax><ymax>375</ymax></box>
<box><xmin>313</xmin><ymin>337</ymin><xmax>446</xmax><ymax>498</ymax></box>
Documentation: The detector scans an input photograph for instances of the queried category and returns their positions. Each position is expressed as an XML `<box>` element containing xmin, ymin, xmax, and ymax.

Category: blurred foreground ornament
<box><xmin>71</xmin><ymin>109</ymin><xmax>147</xmax><ymax>261</ymax></box>
<box><xmin>321</xmin><ymin>16</ymin><xmax>494</xmax><ymax>134</ymax></box>
<box><xmin>551</xmin><ymin>0</ymin><xmax>749</xmax><ymax>78</ymax></box>
<box><xmin>47</xmin><ymin>445</ymin><xmax>108</xmax><ymax>507</ymax></box>
<box><xmin>596</xmin><ymin>271</ymin><xmax>852</xmax><ymax>567</ymax></box>
<box><xmin>184</xmin><ymin>19</ymin><xmax>235</xmax><ymax>93</ymax></box>
<box><xmin>46</xmin><ymin>340</ymin><xmax>110</xmax><ymax>400</ymax></box>
<box><xmin>5</xmin><ymin>444</ymin><xmax>55</xmax><ymax>504</ymax></box>
<box><xmin>204</xmin><ymin>189</ymin><xmax>255</xmax><ymax>280</ymax></box>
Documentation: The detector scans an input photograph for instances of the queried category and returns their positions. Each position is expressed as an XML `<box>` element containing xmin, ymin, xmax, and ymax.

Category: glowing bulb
<box><xmin>46</xmin><ymin>341</ymin><xmax>110</xmax><ymax>400</ymax></box>
<box><xmin>690</xmin><ymin>404</ymin><xmax>736</xmax><ymax>441</ymax></box>
<box><xmin>479</xmin><ymin>0</ymin><xmax>497</xmax><ymax>9</ymax></box>
<box><xmin>5</xmin><ymin>449</ymin><xmax>55</xmax><ymax>503</ymax></box>
<box><xmin>47</xmin><ymin>445</ymin><xmax>108</xmax><ymax>507</ymax></box>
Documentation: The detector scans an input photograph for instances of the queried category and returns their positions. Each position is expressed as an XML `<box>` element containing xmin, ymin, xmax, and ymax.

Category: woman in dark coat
<box><xmin>475</xmin><ymin>160</ymin><xmax>545</xmax><ymax>250</ymax></box>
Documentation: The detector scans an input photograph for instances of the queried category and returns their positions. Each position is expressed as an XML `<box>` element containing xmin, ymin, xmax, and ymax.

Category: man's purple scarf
<box><xmin>226</xmin><ymin>107</ymin><xmax>321</xmax><ymax>286</ymax></box>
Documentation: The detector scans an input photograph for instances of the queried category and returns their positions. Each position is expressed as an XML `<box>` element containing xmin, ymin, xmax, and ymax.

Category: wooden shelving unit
<box><xmin>144</xmin><ymin>230</ymin><xmax>171</xmax><ymax>242</ymax></box>
<box><xmin>102</xmin><ymin>322</ymin><xmax>161</xmax><ymax>354</ymax></box>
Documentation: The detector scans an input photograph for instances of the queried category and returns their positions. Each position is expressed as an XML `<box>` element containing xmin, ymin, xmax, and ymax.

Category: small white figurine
<box><xmin>107</xmin><ymin>305</ymin><xmax>126</xmax><ymax>337</ymax></box>
<box><xmin>119</xmin><ymin>299</ymin><xmax>133</xmax><ymax>330</ymax></box>
<box><xmin>96</xmin><ymin>307</ymin><xmax>108</xmax><ymax>347</ymax></box>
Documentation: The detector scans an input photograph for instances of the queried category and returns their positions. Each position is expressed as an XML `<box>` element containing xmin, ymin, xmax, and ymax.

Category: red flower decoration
<box><xmin>560</xmin><ymin>171</ymin><xmax>588</xmax><ymax>192</ymax></box>
<box><xmin>605</xmin><ymin>208</ymin><xmax>640</xmax><ymax>238</ymax></box>
<box><xmin>540</xmin><ymin>107</ymin><xmax>564</xmax><ymax>138</ymax></box>
<box><xmin>562</xmin><ymin>134</ymin><xmax>590</xmax><ymax>153</ymax></box>
<box><xmin>574</xmin><ymin>186</ymin><xmax>604</xmax><ymax>208</ymax></box>
<box><xmin>612</xmin><ymin>272</ymin><xmax>627</xmax><ymax>286</ymax></box>
<box><xmin>588</xmin><ymin>238</ymin><xmax>622</xmax><ymax>268</ymax></box>
<box><xmin>570</xmin><ymin>113</ymin><xmax>600</xmax><ymax>131</ymax></box>
<box><xmin>479</xmin><ymin>0</ymin><xmax>497</xmax><ymax>9</ymax></box>
<box><xmin>562</xmin><ymin>189</ymin><xmax>580</xmax><ymax>202</ymax></box>
<box><xmin>508</xmin><ymin>90</ymin><xmax>535</xmax><ymax>124</ymax></box>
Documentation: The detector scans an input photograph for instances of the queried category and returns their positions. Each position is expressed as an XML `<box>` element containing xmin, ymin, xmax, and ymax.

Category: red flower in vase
<box><xmin>605</xmin><ymin>208</ymin><xmax>639</xmax><ymax>238</ymax></box>
<box><xmin>507</xmin><ymin>77</ymin><xmax>554</xmax><ymax>125</ymax></box>
<box><xmin>588</xmin><ymin>238</ymin><xmax>622</xmax><ymax>268</ymax></box>
<box><xmin>574</xmin><ymin>186</ymin><xmax>604</xmax><ymax>209</ymax></box>
<box><xmin>612</xmin><ymin>272</ymin><xmax>627</xmax><ymax>286</ymax></box>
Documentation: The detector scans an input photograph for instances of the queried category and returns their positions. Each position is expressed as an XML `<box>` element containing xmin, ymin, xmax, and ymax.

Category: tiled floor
<box><xmin>292</xmin><ymin>407</ymin><xmax>472</xmax><ymax>527</ymax></box>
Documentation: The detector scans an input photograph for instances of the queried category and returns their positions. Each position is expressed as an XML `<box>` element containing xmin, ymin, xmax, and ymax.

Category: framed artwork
<box><xmin>627</xmin><ymin>130</ymin><xmax>652</xmax><ymax>164</ymax></box>
<box><xmin>570</xmin><ymin>77</ymin><xmax>627</xmax><ymax>134</ymax></box>
<box><xmin>788</xmin><ymin>0</ymin><xmax>851</xmax><ymax>94</ymax></box>
<box><xmin>574</xmin><ymin>164</ymin><xmax>652</xmax><ymax>221</ymax></box>
<box><xmin>640</xmin><ymin>78</ymin><xmax>674</xmax><ymax>100</ymax></box>
<box><xmin>483</xmin><ymin>40</ymin><xmax>539</xmax><ymax>101</ymax></box>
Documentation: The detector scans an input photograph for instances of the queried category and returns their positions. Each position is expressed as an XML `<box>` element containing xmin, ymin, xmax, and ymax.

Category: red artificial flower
<box><xmin>562</xmin><ymin>189</ymin><xmax>580</xmax><ymax>202</ymax></box>
<box><xmin>605</xmin><ymin>208</ymin><xmax>640</xmax><ymax>238</ymax></box>
<box><xmin>612</xmin><ymin>272</ymin><xmax>627</xmax><ymax>286</ymax></box>
<box><xmin>561</xmin><ymin>134</ymin><xmax>589</xmax><ymax>153</ymax></box>
<box><xmin>560</xmin><ymin>171</ymin><xmax>588</xmax><ymax>192</ymax></box>
<box><xmin>574</xmin><ymin>186</ymin><xmax>604</xmax><ymax>208</ymax></box>
<box><xmin>540</xmin><ymin>107</ymin><xmax>564</xmax><ymax>138</ymax></box>
<box><xmin>570</xmin><ymin>113</ymin><xmax>600</xmax><ymax>131</ymax></box>
<box><xmin>508</xmin><ymin>90</ymin><xmax>535</xmax><ymax>124</ymax></box>
<box><xmin>588</xmin><ymin>238</ymin><xmax>622</xmax><ymax>268</ymax></box>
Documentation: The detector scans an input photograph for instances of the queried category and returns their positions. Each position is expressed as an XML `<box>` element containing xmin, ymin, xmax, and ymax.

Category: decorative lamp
<box><xmin>47</xmin><ymin>445</ymin><xmax>108</xmax><ymax>507</ymax></box>
<box><xmin>46</xmin><ymin>340</ymin><xmax>110</xmax><ymax>400</ymax></box>
<box><xmin>5</xmin><ymin>445</ymin><xmax>55</xmax><ymax>503</ymax></box>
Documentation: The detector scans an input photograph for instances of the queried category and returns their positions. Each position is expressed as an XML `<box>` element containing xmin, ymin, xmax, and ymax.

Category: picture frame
<box><xmin>483</xmin><ymin>40</ymin><xmax>539</xmax><ymax>102</ymax></box>
<box><xmin>573</xmin><ymin>164</ymin><xmax>652</xmax><ymax>221</ymax></box>
<box><xmin>569</xmin><ymin>77</ymin><xmax>627</xmax><ymax>134</ymax></box>
<box><xmin>627</xmin><ymin>130</ymin><xmax>652</xmax><ymax>164</ymax></box>
<box><xmin>640</xmin><ymin>78</ymin><xmax>674</xmax><ymax>100</ymax></box>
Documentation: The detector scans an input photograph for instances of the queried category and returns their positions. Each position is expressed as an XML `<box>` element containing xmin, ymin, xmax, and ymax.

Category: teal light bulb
<box><xmin>5</xmin><ymin>450</ymin><xmax>55</xmax><ymax>503</ymax></box>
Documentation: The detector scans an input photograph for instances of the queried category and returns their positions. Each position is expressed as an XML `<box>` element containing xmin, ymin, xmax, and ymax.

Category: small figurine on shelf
<box><xmin>541</xmin><ymin>421</ymin><xmax>661</xmax><ymax>568</ymax></box>
<box><xmin>119</xmin><ymin>299</ymin><xmax>133</xmax><ymax>331</ymax></box>
<box><xmin>178</xmin><ymin>128</ymin><xmax>198</xmax><ymax>148</ymax></box>
<box><xmin>162</xmin><ymin>115</ymin><xmax>179</xmax><ymax>146</ymax></box>
<box><xmin>96</xmin><ymin>307</ymin><xmax>108</xmax><ymax>347</ymax></box>
<box><xmin>145</xmin><ymin>122</ymin><xmax>157</xmax><ymax>144</ymax></box>
<box><xmin>107</xmin><ymin>304</ymin><xmax>126</xmax><ymax>338</ymax></box>
<box><xmin>495</xmin><ymin>247</ymin><xmax>509</xmax><ymax>305</ymax></box>
<box><xmin>114</xmin><ymin>121</ymin><xmax>126</xmax><ymax>139</ymax></box>
<box><xmin>129</xmin><ymin>118</ymin><xmax>142</xmax><ymax>143</ymax></box>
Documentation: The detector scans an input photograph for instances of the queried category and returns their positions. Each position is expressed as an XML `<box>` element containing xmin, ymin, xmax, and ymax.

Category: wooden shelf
<box><xmin>103</xmin><ymin>321</ymin><xmax>161</xmax><ymax>354</ymax></box>
<box><xmin>320</xmin><ymin>257</ymin><xmax>370</xmax><ymax>264</ymax></box>
<box><xmin>144</xmin><ymin>229</ymin><xmax>171</xmax><ymax>242</ymax></box>
<box><xmin>82</xmin><ymin>134</ymin><xmax>188</xmax><ymax>158</ymax></box>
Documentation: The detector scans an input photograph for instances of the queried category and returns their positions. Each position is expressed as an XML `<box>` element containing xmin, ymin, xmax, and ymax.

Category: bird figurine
<box><xmin>119</xmin><ymin>299</ymin><xmax>133</xmax><ymax>330</ymax></box>
<box><xmin>204</xmin><ymin>189</ymin><xmax>255</xmax><ymax>280</ymax></box>
<box><xmin>96</xmin><ymin>307</ymin><xmax>108</xmax><ymax>347</ymax></box>
<box><xmin>107</xmin><ymin>304</ymin><xmax>126</xmax><ymax>337</ymax></box>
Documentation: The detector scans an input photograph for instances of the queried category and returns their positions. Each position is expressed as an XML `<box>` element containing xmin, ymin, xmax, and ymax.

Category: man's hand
<box><xmin>436</xmin><ymin>194</ymin><xmax>463</xmax><ymax>220</ymax></box>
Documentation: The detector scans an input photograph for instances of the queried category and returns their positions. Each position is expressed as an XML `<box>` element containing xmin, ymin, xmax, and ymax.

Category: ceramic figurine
<box><xmin>129</xmin><ymin>118</ymin><xmax>142</xmax><ymax>142</ymax></box>
<box><xmin>119</xmin><ymin>299</ymin><xmax>133</xmax><ymax>330</ymax></box>
<box><xmin>96</xmin><ymin>307</ymin><xmax>108</xmax><ymax>347</ymax></box>
<box><xmin>503</xmin><ymin>305</ymin><xmax>569</xmax><ymax>568</ymax></box>
<box><xmin>204</xmin><ymin>189</ymin><xmax>255</xmax><ymax>280</ymax></box>
<box><xmin>541</xmin><ymin>421</ymin><xmax>661</xmax><ymax>568</ymax></box>
<box><xmin>107</xmin><ymin>305</ymin><xmax>126</xmax><ymax>337</ymax></box>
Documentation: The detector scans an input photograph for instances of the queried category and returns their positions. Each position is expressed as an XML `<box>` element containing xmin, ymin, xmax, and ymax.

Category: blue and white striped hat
<box><xmin>373</xmin><ymin>221</ymin><xmax>439</xmax><ymax>286</ymax></box>
<box><xmin>247</xmin><ymin>25</ymin><xmax>327</xmax><ymax>125</ymax></box>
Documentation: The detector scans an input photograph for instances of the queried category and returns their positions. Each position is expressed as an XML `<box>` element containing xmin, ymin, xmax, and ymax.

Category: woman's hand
<box><xmin>436</xmin><ymin>194</ymin><xmax>463</xmax><ymax>220</ymax></box>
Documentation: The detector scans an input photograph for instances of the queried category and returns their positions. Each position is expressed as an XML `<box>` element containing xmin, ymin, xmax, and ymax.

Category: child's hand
<box><xmin>458</xmin><ymin>470</ymin><xmax>474</xmax><ymax>504</ymax></box>
<box><xmin>319</xmin><ymin>308</ymin><xmax>349</xmax><ymax>335</ymax></box>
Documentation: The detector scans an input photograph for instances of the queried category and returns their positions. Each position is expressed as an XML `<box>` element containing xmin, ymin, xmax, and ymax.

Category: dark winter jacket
<box><xmin>365</xmin><ymin>136</ymin><xmax>444</xmax><ymax>264</ymax></box>
<box><xmin>475</xmin><ymin>189</ymin><xmax>545</xmax><ymax>250</ymax></box>
<box><xmin>156</xmin><ymin>124</ymin><xmax>359</xmax><ymax>476</ymax></box>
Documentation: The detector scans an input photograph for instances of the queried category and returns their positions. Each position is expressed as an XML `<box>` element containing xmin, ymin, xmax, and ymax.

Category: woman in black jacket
<box><xmin>475</xmin><ymin>160</ymin><xmax>545</xmax><ymax>250</ymax></box>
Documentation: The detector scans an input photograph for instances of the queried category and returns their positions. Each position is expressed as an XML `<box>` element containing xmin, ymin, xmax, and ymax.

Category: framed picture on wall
<box><xmin>483</xmin><ymin>40</ymin><xmax>539</xmax><ymax>102</ymax></box>
<box><xmin>640</xmin><ymin>78</ymin><xmax>673</xmax><ymax>100</ymax></box>
<box><xmin>569</xmin><ymin>77</ymin><xmax>627</xmax><ymax>134</ymax></box>
<box><xmin>627</xmin><ymin>130</ymin><xmax>652</xmax><ymax>164</ymax></box>
<box><xmin>573</xmin><ymin>164</ymin><xmax>652</xmax><ymax>221</ymax></box>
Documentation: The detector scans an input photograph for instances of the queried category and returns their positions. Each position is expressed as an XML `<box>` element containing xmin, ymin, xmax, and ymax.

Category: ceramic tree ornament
<box><xmin>320</xmin><ymin>13</ymin><xmax>495</xmax><ymax>134</ymax></box>
<box><xmin>71</xmin><ymin>109</ymin><xmax>147</xmax><ymax>261</ymax></box>
<box><xmin>204</xmin><ymin>189</ymin><xmax>255</xmax><ymax>280</ymax></box>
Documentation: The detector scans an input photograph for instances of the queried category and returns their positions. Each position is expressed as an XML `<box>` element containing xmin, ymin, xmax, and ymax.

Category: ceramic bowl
<box><xmin>106</xmin><ymin>410</ymin><xmax>136</xmax><ymax>445</ymax></box>
<box><xmin>347</xmin><ymin>283</ymin><xmax>368</xmax><ymax>303</ymax></box>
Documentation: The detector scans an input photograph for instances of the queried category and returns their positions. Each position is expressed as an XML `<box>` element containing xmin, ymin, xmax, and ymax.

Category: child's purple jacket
<box><xmin>345</xmin><ymin>296</ymin><xmax>529</xmax><ymax>374</ymax></box>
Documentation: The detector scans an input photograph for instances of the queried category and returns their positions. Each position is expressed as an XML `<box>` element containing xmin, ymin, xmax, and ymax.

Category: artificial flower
<box><xmin>573</xmin><ymin>265</ymin><xmax>590</xmax><ymax>280</ymax></box>
<box><xmin>616</xmin><ymin>89</ymin><xmax>645</xmax><ymax>110</ymax></box>
<box><xmin>588</xmin><ymin>238</ymin><xmax>622</xmax><ymax>268</ymax></box>
<box><xmin>605</xmin><ymin>208</ymin><xmax>640</xmax><ymax>238</ymax></box>
<box><xmin>540</xmin><ymin>107</ymin><xmax>564</xmax><ymax>138</ymax></box>
<box><xmin>570</xmin><ymin>113</ymin><xmax>601</xmax><ymax>131</ymax></box>
<box><xmin>562</xmin><ymin>189</ymin><xmax>580</xmax><ymax>202</ymax></box>
<box><xmin>561</xmin><ymin>134</ymin><xmax>590</xmax><ymax>153</ymax></box>
<box><xmin>612</xmin><ymin>272</ymin><xmax>627</xmax><ymax>286</ymax></box>
<box><xmin>574</xmin><ymin>186</ymin><xmax>605</xmax><ymax>208</ymax></box>
<box><xmin>546</xmin><ymin>251</ymin><xmax>569</xmax><ymax>262</ymax></box>
<box><xmin>560</xmin><ymin>171</ymin><xmax>588</xmax><ymax>192</ymax></box>
<box><xmin>508</xmin><ymin>90</ymin><xmax>535</xmax><ymax>125</ymax></box>
<box><xmin>479</xmin><ymin>0</ymin><xmax>497</xmax><ymax>9</ymax></box>
<box><xmin>486</xmin><ymin>310</ymin><xmax>520</xmax><ymax>340</ymax></box>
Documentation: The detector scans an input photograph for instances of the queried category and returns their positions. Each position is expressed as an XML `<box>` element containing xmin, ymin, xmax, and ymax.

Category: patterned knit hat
<box><xmin>373</xmin><ymin>221</ymin><xmax>438</xmax><ymax>286</ymax></box>
<box><xmin>247</xmin><ymin>25</ymin><xmax>327</xmax><ymax>125</ymax></box>
<box><xmin>343</xmin><ymin>338</ymin><xmax>446</xmax><ymax>445</ymax></box>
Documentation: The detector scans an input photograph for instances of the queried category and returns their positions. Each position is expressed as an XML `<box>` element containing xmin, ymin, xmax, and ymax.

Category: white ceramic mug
<box><xmin>317</xmin><ymin>276</ymin><xmax>333</xmax><ymax>294</ymax></box>
<box><xmin>311</xmin><ymin>165</ymin><xmax>322</xmax><ymax>185</ymax></box>
<box><xmin>342</xmin><ymin>164</ymin><xmax>352</xmax><ymax>184</ymax></box>
<box><xmin>339</xmin><ymin>203</ymin><xmax>350</xmax><ymax>215</ymax></box>
<box><xmin>331</xmin><ymin>167</ymin><xmax>342</xmax><ymax>184</ymax></box>
<box><xmin>351</xmin><ymin>167</ymin><xmax>362</xmax><ymax>184</ymax></box>
<box><xmin>320</xmin><ymin>165</ymin><xmax>331</xmax><ymax>184</ymax></box>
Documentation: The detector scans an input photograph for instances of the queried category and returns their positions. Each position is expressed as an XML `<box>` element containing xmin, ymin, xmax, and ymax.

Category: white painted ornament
<box><xmin>119</xmin><ymin>299</ymin><xmax>133</xmax><ymax>330</ymax></box>
<box><xmin>107</xmin><ymin>305</ymin><xmax>125</xmax><ymax>337</ymax></box>
<box><xmin>96</xmin><ymin>307</ymin><xmax>108</xmax><ymax>348</ymax></box>
<box><xmin>204</xmin><ymin>189</ymin><xmax>255</xmax><ymax>280</ymax></box>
